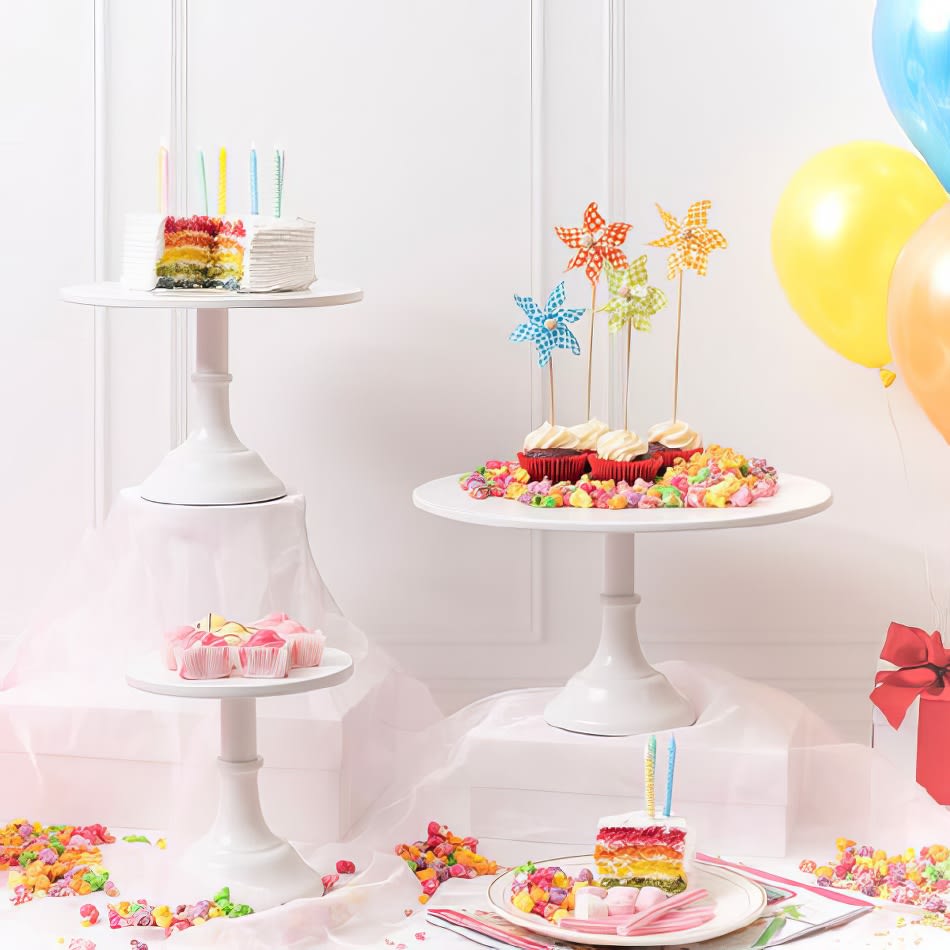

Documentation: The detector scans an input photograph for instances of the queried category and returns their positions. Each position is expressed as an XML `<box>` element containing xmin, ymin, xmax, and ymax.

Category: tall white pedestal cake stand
<box><xmin>127</xmin><ymin>650</ymin><xmax>353</xmax><ymax>908</ymax></box>
<box><xmin>413</xmin><ymin>474</ymin><xmax>832</xmax><ymax>737</ymax></box>
<box><xmin>61</xmin><ymin>282</ymin><xmax>362</xmax><ymax>505</ymax></box>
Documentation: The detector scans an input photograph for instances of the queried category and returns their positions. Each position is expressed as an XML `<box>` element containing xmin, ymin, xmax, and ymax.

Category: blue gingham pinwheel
<box><xmin>509</xmin><ymin>281</ymin><xmax>585</xmax><ymax>368</ymax></box>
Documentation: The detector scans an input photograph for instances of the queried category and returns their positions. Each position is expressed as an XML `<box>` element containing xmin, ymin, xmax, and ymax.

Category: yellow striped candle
<box><xmin>644</xmin><ymin>735</ymin><xmax>656</xmax><ymax>818</ymax></box>
<box><xmin>217</xmin><ymin>147</ymin><xmax>227</xmax><ymax>216</ymax></box>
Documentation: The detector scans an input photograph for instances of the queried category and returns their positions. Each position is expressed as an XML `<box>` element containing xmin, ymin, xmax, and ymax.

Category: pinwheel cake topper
<box><xmin>647</xmin><ymin>199</ymin><xmax>728</xmax><ymax>422</ymax></box>
<box><xmin>603</xmin><ymin>255</ymin><xmax>668</xmax><ymax>428</ymax></box>
<box><xmin>509</xmin><ymin>281</ymin><xmax>584</xmax><ymax>425</ymax></box>
<box><xmin>555</xmin><ymin>201</ymin><xmax>633</xmax><ymax>418</ymax></box>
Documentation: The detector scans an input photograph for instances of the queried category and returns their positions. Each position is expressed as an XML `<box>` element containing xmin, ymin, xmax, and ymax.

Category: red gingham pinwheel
<box><xmin>555</xmin><ymin>202</ymin><xmax>633</xmax><ymax>286</ymax></box>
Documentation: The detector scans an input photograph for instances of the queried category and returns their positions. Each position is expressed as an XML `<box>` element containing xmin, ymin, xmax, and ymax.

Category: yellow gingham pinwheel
<box><xmin>648</xmin><ymin>199</ymin><xmax>727</xmax><ymax>279</ymax></box>
<box><xmin>602</xmin><ymin>256</ymin><xmax>668</xmax><ymax>333</ymax></box>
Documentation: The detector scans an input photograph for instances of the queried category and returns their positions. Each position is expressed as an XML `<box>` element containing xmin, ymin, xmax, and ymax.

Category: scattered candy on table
<box><xmin>79</xmin><ymin>903</ymin><xmax>100</xmax><ymax>926</ymax></box>
<box><xmin>395</xmin><ymin>822</ymin><xmax>498</xmax><ymax>903</ymax></box>
<box><xmin>800</xmin><ymin>838</ymin><xmax>950</xmax><ymax>915</ymax></box>
<box><xmin>322</xmin><ymin>874</ymin><xmax>340</xmax><ymax>895</ymax></box>
<box><xmin>107</xmin><ymin>886</ymin><xmax>253</xmax><ymax>937</ymax></box>
<box><xmin>459</xmin><ymin>446</ymin><xmax>778</xmax><ymax>511</ymax></box>
<box><xmin>129</xmin><ymin>941</ymin><xmax>149</xmax><ymax>950</ymax></box>
<box><xmin>335</xmin><ymin>859</ymin><xmax>356</xmax><ymax>874</ymax></box>
<box><xmin>67</xmin><ymin>940</ymin><xmax>96</xmax><ymax>950</ymax></box>
<box><xmin>121</xmin><ymin>835</ymin><xmax>150</xmax><ymax>845</ymax></box>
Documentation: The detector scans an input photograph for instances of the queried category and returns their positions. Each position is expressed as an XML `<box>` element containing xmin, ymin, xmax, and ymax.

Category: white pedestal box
<box><xmin>0</xmin><ymin>650</ymin><xmax>436</xmax><ymax>844</ymax></box>
<box><xmin>450</xmin><ymin>662</ymin><xmax>840</xmax><ymax>858</ymax></box>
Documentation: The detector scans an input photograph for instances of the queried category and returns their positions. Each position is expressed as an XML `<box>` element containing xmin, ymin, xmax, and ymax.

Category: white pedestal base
<box><xmin>544</xmin><ymin>534</ymin><xmax>696</xmax><ymax>736</ymax></box>
<box><xmin>140</xmin><ymin>308</ymin><xmax>287</xmax><ymax>506</ymax></box>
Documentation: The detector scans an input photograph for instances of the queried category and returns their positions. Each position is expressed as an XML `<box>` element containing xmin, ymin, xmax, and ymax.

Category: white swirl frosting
<box><xmin>522</xmin><ymin>421</ymin><xmax>581</xmax><ymax>452</ymax></box>
<box><xmin>646</xmin><ymin>420</ymin><xmax>702</xmax><ymax>451</ymax></box>
<box><xmin>596</xmin><ymin>429</ymin><xmax>648</xmax><ymax>462</ymax></box>
<box><xmin>568</xmin><ymin>418</ymin><xmax>610</xmax><ymax>451</ymax></box>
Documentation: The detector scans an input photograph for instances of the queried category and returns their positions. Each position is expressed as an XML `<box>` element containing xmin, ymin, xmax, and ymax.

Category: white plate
<box><xmin>487</xmin><ymin>856</ymin><xmax>767</xmax><ymax>947</ymax></box>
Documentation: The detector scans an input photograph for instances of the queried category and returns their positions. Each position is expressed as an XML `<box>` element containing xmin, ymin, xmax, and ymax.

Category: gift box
<box><xmin>870</xmin><ymin>620</ymin><xmax>950</xmax><ymax>806</ymax></box>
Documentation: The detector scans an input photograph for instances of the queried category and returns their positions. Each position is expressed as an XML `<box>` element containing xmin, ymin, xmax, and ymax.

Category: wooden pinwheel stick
<box><xmin>624</xmin><ymin>320</ymin><xmax>633</xmax><ymax>430</ymax></box>
<box><xmin>672</xmin><ymin>270</ymin><xmax>684</xmax><ymax>423</ymax></box>
<box><xmin>549</xmin><ymin>359</ymin><xmax>556</xmax><ymax>426</ymax></box>
<box><xmin>586</xmin><ymin>283</ymin><xmax>596</xmax><ymax>419</ymax></box>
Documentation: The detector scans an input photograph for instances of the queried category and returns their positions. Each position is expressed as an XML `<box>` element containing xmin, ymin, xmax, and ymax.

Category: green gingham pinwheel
<box><xmin>602</xmin><ymin>255</ymin><xmax>668</xmax><ymax>333</ymax></box>
<box><xmin>509</xmin><ymin>281</ymin><xmax>585</xmax><ymax>367</ymax></box>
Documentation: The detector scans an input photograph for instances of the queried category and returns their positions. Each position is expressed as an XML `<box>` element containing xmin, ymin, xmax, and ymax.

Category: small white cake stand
<box><xmin>126</xmin><ymin>649</ymin><xmax>353</xmax><ymax>908</ymax></box>
<box><xmin>61</xmin><ymin>282</ymin><xmax>363</xmax><ymax>506</ymax></box>
<box><xmin>413</xmin><ymin>474</ymin><xmax>832</xmax><ymax>736</ymax></box>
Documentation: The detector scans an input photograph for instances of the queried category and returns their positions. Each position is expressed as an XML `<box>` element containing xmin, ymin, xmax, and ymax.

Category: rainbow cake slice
<box><xmin>211</xmin><ymin>218</ymin><xmax>246</xmax><ymax>288</ymax></box>
<box><xmin>594</xmin><ymin>810</ymin><xmax>690</xmax><ymax>894</ymax></box>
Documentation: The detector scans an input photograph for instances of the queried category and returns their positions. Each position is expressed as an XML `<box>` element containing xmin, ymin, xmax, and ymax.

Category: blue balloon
<box><xmin>874</xmin><ymin>0</ymin><xmax>950</xmax><ymax>192</ymax></box>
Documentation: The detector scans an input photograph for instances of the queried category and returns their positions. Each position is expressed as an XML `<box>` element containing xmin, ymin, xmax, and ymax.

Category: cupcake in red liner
<box><xmin>517</xmin><ymin>421</ymin><xmax>587</xmax><ymax>482</ymax></box>
<box><xmin>646</xmin><ymin>420</ymin><xmax>703</xmax><ymax>471</ymax></box>
<box><xmin>180</xmin><ymin>632</ymin><xmax>232</xmax><ymax>680</ymax></box>
<box><xmin>590</xmin><ymin>429</ymin><xmax>663</xmax><ymax>482</ymax></box>
<box><xmin>239</xmin><ymin>629</ymin><xmax>290</xmax><ymax>678</ymax></box>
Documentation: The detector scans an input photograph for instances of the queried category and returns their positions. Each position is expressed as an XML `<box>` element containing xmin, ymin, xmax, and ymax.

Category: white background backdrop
<box><xmin>3</xmin><ymin>0</ymin><xmax>946</xmax><ymax>743</ymax></box>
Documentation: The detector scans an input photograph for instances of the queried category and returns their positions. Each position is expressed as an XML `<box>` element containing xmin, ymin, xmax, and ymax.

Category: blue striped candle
<box><xmin>664</xmin><ymin>734</ymin><xmax>677</xmax><ymax>817</ymax></box>
<box><xmin>250</xmin><ymin>144</ymin><xmax>259</xmax><ymax>215</ymax></box>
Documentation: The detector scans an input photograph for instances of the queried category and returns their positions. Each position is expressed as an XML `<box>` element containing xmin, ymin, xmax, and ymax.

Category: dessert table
<box><xmin>61</xmin><ymin>281</ymin><xmax>362</xmax><ymax>506</ymax></box>
<box><xmin>126</xmin><ymin>649</ymin><xmax>353</xmax><ymax>909</ymax></box>
<box><xmin>413</xmin><ymin>474</ymin><xmax>832</xmax><ymax>736</ymax></box>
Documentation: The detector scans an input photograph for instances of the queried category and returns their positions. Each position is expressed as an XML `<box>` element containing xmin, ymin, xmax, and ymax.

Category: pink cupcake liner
<box><xmin>517</xmin><ymin>452</ymin><xmax>589</xmax><ymax>483</ymax></box>
<box><xmin>589</xmin><ymin>454</ymin><xmax>663</xmax><ymax>483</ymax></box>
<box><xmin>179</xmin><ymin>645</ymin><xmax>232</xmax><ymax>680</ymax></box>
<box><xmin>289</xmin><ymin>631</ymin><xmax>326</xmax><ymax>668</ymax></box>
<box><xmin>239</xmin><ymin>645</ymin><xmax>290</xmax><ymax>678</ymax></box>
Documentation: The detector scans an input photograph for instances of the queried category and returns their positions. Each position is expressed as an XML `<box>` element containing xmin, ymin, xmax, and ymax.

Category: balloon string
<box><xmin>885</xmin><ymin>387</ymin><xmax>943</xmax><ymax>628</ymax></box>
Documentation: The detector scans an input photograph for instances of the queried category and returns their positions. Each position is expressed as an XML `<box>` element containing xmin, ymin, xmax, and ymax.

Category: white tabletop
<box><xmin>61</xmin><ymin>280</ymin><xmax>362</xmax><ymax>309</ymax></box>
<box><xmin>412</xmin><ymin>473</ymin><xmax>832</xmax><ymax>533</ymax></box>
<box><xmin>126</xmin><ymin>648</ymin><xmax>353</xmax><ymax>698</ymax></box>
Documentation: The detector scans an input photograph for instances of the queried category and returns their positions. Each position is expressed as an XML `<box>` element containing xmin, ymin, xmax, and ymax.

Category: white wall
<box><xmin>5</xmin><ymin>0</ymin><xmax>942</xmax><ymax>743</ymax></box>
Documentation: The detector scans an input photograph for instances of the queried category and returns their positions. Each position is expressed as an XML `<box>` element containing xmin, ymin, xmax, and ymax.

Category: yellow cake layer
<box><xmin>596</xmin><ymin>858</ymin><xmax>684</xmax><ymax>879</ymax></box>
<box><xmin>159</xmin><ymin>247</ymin><xmax>212</xmax><ymax>264</ymax></box>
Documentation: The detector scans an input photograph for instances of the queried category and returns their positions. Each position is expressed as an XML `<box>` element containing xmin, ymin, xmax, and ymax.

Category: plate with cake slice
<box><xmin>487</xmin><ymin>855</ymin><xmax>767</xmax><ymax>947</ymax></box>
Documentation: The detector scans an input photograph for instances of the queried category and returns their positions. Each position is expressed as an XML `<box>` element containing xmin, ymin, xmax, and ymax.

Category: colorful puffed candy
<box><xmin>800</xmin><ymin>839</ymin><xmax>950</xmax><ymax>913</ymax></box>
<box><xmin>394</xmin><ymin>822</ymin><xmax>498</xmax><ymax>903</ymax></box>
<box><xmin>79</xmin><ymin>902</ymin><xmax>99</xmax><ymax>926</ymax></box>
<box><xmin>460</xmin><ymin>447</ymin><xmax>777</xmax><ymax>513</ymax></box>
<box><xmin>510</xmin><ymin>864</ymin><xmax>606</xmax><ymax>922</ymax></box>
<box><xmin>67</xmin><ymin>940</ymin><xmax>96</xmax><ymax>950</ymax></box>
<box><xmin>107</xmin><ymin>887</ymin><xmax>253</xmax><ymax>935</ymax></box>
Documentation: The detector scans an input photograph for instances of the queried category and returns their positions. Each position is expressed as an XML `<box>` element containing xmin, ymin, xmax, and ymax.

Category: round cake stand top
<box><xmin>61</xmin><ymin>280</ymin><xmax>362</xmax><ymax>310</ymax></box>
<box><xmin>126</xmin><ymin>648</ymin><xmax>353</xmax><ymax>699</ymax></box>
<box><xmin>413</xmin><ymin>473</ymin><xmax>831</xmax><ymax>533</ymax></box>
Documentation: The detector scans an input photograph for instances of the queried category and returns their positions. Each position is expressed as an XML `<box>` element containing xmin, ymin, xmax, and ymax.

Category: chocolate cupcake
<box><xmin>589</xmin><ymin>429</ymin><xmax>662</xmax><ymax>482</ymax></box>
<box><xmin>517</xmin><ymin>421</ymin><xmax>588</xmax><ymax>482</ymax></box>
<box><xmin>646</xmin><ymin>420</ymin><xmax>703</xmax><ymax>470</ymax></box>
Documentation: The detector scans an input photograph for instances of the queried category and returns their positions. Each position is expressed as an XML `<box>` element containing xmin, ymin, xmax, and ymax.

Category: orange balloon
<box><xmin>888</xmin><ymin>204</ymin><xmax>950</xmax><ymax>442</ymax></box>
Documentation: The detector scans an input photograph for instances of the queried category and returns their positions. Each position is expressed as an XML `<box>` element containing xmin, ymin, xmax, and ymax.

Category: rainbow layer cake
<box><xmin>594</xmin><ymin>810</ymin><xmax>691</xmax><ymax>895</ymax></box>
<box><xmin>120</xmin><ymin>214</ymin><xmax>315</xmax><ymax>292</ymax></box>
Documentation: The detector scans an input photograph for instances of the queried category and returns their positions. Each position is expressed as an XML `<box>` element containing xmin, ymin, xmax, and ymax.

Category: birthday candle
<box><xmin>157</xmin><ymin>144</ymin><xmax>168</xmax><ymax>215</ymax></box>
<box><xmin>273</xmin><ymin>148</ymin><xmax>285</xmax><ymax>218</ymax></box>
<box><xmin>218</xmin><ymin>147</ymin><xmax>227</xmax><ymax>216</ymax></box>
<box><xmin>198</xmin><ymin>148</ymin><xmax>208</xmax><ymax>215</ymax></box>
<box><xmin>664</xmin><ymin>735</ymin><xmax>676</xmax><ymax>818</ymax></box>
<box><xmin>644</xmin><ymin>735</ymin><xmax>656</xmax><ymax>819</ymax></box>
<box><xmin>250</xmin><ymin>143</ymin><xmax>259</xmax><ymax>215</ymax></box>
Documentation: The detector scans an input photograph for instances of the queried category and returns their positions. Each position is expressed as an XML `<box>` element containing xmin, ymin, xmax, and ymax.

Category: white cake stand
<box><xmin>61</xmin><ymin>281</ymin><xmax>363</xmax><ymax>506</ymax></box>
<box><xmin>127</xmin><ymin>649</ymin><xmax>353</xmax><ymax>908</ymax></box>
<box><xmin>413</xmin><ymin>474</ymin><xmax>832</xmax><ymax>736</ymax></box>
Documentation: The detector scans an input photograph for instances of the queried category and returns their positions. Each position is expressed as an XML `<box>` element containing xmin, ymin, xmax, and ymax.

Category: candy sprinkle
<box><xmin>395</xmin><ymin>822</ymin><xmax>498</xmax><ymax>902</ymax></box>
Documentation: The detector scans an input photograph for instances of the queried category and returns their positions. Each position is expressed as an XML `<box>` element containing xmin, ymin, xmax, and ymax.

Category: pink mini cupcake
<box><xmin>238</xmin><ymin>629</ymin><xmax>290</xmax><ymax>678</ymax></box>
<box><xmin>288</xmin><ymin>629</ymin><xmax>326</xmax><ymax>668</ymax></box>
<box><xmin>180</xmin><ymin>632</ymin><xmax>232</xmax><ymax>680</ymax></box>
<box><xmin>163</xmin><ymin>625</ymin><xmax>198</xmax><ymax>671</ymax></box>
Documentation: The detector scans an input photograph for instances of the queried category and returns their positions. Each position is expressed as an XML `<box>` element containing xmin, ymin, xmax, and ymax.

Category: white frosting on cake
<box><xmin>120</xmin><ymin>213</ymin><xmax>166</xmax><ymax>290</ymax></box>
<box><xmin>240</xmin><ymin>216</ymin><xmax>316</xmax><ymax>292</ymax></box>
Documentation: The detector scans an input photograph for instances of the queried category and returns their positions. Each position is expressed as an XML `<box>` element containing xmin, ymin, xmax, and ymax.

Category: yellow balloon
<box><xmin>772</xmin><ymin>141</ymin><xmax>946</xmax><ymax>369</ymax></box>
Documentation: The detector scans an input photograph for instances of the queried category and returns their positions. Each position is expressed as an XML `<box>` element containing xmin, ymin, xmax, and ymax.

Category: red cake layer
<box><xmin>597</xmin><ymin>825</ymin><xmax>687</xmax><ymax>851</ymax></box>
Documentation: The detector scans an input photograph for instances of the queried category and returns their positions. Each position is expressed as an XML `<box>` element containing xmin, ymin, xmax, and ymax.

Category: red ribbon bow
<box><xmin>870</xmin><ymin>621</ymin><xmax>950</xmax><ymax>729</ymax></box>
